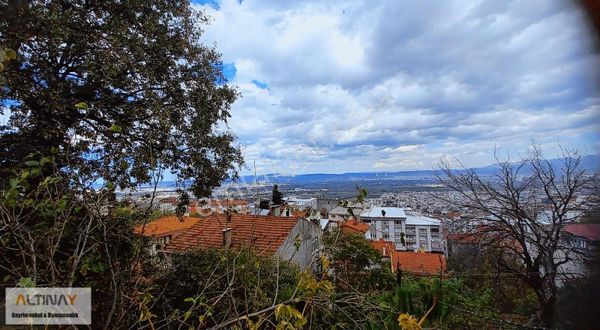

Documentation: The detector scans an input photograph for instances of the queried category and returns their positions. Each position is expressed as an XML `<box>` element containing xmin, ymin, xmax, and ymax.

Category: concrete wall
<box><xmin>277</xmin><ymin>218</ymin><xmax>322</xmax><ymax>270</ymax></box>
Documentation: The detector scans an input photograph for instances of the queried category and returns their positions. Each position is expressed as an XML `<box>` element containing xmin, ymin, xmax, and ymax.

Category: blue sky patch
<box><xmin>252</xmin><ymin>80</ymin><xmax>268</xmax><ymax>89</ymax></box>
<box><xmin>222</xmin><ymin>62</ymin><xmax>236</xmax><ymax>82</ymax></box>
<box><xmin>192</xmin><ymin>0</ymin><xmax>220</xmax><ymax>10</ymax></box>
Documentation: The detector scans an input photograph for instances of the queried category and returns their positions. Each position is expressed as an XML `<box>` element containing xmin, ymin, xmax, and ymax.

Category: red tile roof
<box><xmin>391</xmin><ymin>251</ymin><xmax>446</xmax><ymax>275</ymax></box>
<box><xmin>563</xmin><ymin>224</ymin><xmax>600</xmax><ymax>241</ymax></box>
<box><xmin>134</xmin><ymin>216</ymin><xmax>200</xmax><ymax>237</ymax></box>
<box><xmin>341</xmin><ymin>219</ymin><xmax>369</xmax><ymax>234</ymax></box>
<box><xmin>371</xmin><ymin>239</ymin><xmax>396</xmax><ymax>258</ymax></box>
<box><xmin>165</xmin><ymin>214</ymin><xmax>300</xmax><ymax>254</ymax></box>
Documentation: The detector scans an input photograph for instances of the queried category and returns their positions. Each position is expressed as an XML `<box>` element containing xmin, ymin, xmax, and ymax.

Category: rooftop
<box><xmin>392</xmin><ymin>251</ymin><xmax>446</xmax><ymax>275</ymax></box>
<box><xmin>165</xmin><ymin>214</ymin><xmax>300</xmax><ymax>254</ymax></box>
<box><xmin>563</xmin><ymin>224</ymin><xmax>600</xmax><ymax>242</ymax></box>
<box><xmin>371</xmin><ymin>239</ymin><xmax>396</xmax><ymax>257</ymax></box>
<box><xmin>134</xmin><ymin>216</ymin><xmax>200</xmax><ymax>237</ymax></box>
<box><xmin>360</xmin><ymin>207</ymin><xmax>406</xmax><ymax>219</ymax></box>
<box><xmin>405</xmin><ymin>214</ymin><xmax>441</xmax><ymax>226</ymax></box>
<box><xmin>340</xmin><ymin>219</ymin><xmax>369</xmax><ymax>234</ymax></box>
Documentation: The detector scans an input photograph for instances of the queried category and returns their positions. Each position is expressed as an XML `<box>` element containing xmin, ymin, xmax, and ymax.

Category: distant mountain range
<box><xmin>236</xmin><ymin>154</ymin><xmax>600</xmax><ymax>185</ymax></box>
<box><xmin>139</xmin><ymin>155</ymin><xmax>599</xmax><ymax>188</ymax></box>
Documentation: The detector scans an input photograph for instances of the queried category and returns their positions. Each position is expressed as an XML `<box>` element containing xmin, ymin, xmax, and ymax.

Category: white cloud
<box><xmin>194</xmin><ymin>0</ymin><xmax>599</xmax><ymax>174</ymax></box>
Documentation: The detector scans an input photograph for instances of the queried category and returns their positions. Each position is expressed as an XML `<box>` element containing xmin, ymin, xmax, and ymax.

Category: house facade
<box><xmin>555</xmin><ymin>223</ymin><xmax>600</xmax><ymax>286</ymax></box>
<box><xmin>134</xmin><ymin>216</ymin><xmax>201</xmax><ymax>255</ymax></box>
<box><xmin>164</xmin><ymin>214</ymin><xmax>321</xmax><ymax>270</ymax></box>
<box><xmin>361</xmin><ymin>207</ymin><xmax>443</xmax><ymax>252</ymax></box>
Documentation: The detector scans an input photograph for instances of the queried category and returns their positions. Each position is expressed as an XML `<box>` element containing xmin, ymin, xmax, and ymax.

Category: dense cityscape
<box><xmin>1</xmin><ymin>0</ymin><xmax>599</xmax><ymax>328</ymax></box>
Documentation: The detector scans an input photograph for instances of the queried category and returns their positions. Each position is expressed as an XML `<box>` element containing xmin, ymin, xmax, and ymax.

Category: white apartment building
<box><xmin>361</xmin><ymin>207</ymin><xmax>443</xmax><ymax>252</ymax></box>
<box><xmin>285</xmin><ymin>197</ymin><xmax>318</xmax><ymax>209</ymax></box>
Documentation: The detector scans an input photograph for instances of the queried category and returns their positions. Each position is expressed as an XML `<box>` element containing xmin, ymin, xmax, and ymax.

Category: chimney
<box><xmin>273</xmin><ymin>206</ymin><xmax>281</xmax><ymax>217</ymax></box>
<box><xmin>222</xmin><ymin>228</ymin><xmax>232</xmax><ymax>248</ymax></box>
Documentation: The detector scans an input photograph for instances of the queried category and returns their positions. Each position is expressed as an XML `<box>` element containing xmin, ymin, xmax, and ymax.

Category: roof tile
<box><xmin>165</xmin><ymin>214</ymin><xmax>300</xmax><ymax>254</ymax></box>
<box><xmin>391</xmin><ymin>251</ymin><xmax>446</xmax><ymax>275</ymax></box>
<box><xmin>134</xmin><ymin>216</ymin><xmax>201</xmax><ymax>237</ymax></box>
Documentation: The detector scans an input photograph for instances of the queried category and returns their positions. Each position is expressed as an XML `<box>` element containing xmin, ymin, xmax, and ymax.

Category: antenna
<box><xmin>251</xmin><ymin>159</ymin><xmax>258</xmax><ymax>247</ymax></box>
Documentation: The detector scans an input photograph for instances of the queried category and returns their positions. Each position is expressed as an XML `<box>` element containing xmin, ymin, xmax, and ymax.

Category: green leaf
<box><xmin>24</xmin><ymin>160</ymin><xmax>39</xmax><ymax>167</ymax></box>
<box><xmin>39</xmin><ymin>156</ymin><xmax>52</xmax><ymax>165</ymax></box>
<box><xmin>90</xmin><ymin>261</ymin><xmax>106</xmax><ymax>273</ymax></box>
<box><xmin>74</xmin><ymin>102</ymin><xmax>88</xmax><ymax>109</ymax></box>
<box><xmin>18</xmin><ymin>277</ymin><xmax>35</xmax><ymax>288</ymax></box>
<box><xmin>109</xmin><ymin>124</ymin><xmax>122</xmax><ymax>133</ymax></box>
<box><xmin>294</xmin><ymin>234</ymin><xmax>302</xmax><ymax>251</ymax></box>
<box><xmin>30</xmin><ymin>167</ymin><xmax>41</xmax><ymax>178</ymax></box>
<box><xmin>183</xmin><ymin>310</ymin><xmax>192</xmax><ymax>321</ymax></box>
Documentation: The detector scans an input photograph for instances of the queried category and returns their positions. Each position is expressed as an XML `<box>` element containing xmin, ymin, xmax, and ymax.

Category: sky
<box><xmin>191</xmin><ymin>0</ymin><xmax>600</xmax><ymax>176</ymax></box>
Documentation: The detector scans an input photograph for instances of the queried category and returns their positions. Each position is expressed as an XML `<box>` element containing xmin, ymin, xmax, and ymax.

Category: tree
<box><xmin>554</xmin><ymin>249</ymin><xmax>600</xmax><ymax>329</ymax></box>
<box><xmin>0</xmin><ymin>0</ymin><xmax>242</xmax><ymax>196</ymax></box>
<box><xmin>438</xmin><ymin>146</ymin><xmax>597</xmax><ymax>326</ymax></box>
<box><xmin>0</xmin><ymin>1</ymin><xmax>243</xmax><ymax>328</ymax></box>
<box><xmin>322</xmin><ymin>228</ymin><xmax>394</xmax><ymax>291</ymax></box>
<box><xmin>272</xmin><ymin>184</ymin><xmax>283</xmax><ymax>205</ymax></box>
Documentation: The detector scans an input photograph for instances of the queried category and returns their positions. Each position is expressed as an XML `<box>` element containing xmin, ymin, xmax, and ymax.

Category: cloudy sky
<box><xmin>193</xmin><ymin>0</ymin><xmax>599</xmax><ymax>175</ymax></box>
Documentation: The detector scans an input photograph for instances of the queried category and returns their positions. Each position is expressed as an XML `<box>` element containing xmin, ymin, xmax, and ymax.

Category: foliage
<box><xmin>272</xmin><ymin>184</ymin><xmax>283</xmax><ymax>205</ymax></box>
<box><xmin>322</xmin><ymin>228</ymin><xmax>395</xmax><ymax>291</ymax></box>
<box><xmin>0</xmin><ymin>0</ymin><xmax>243</xmax><ymax>196</ymax></box>
<box><xmin>438</xmin><ymin>146</ymin><xmax>597</xmax><ymax>326</ymax></box>
<box><xmin>150</xmin><ymin>248</ymin><xmax>299</xmax><ymax>328</ymax></box>
<box><xmin>0</xmin><ymin>155</ymin><xmax>150</xmax><ymax>326</ymax></box>
<box><xmin>447</xmin><ymin>243</ymin><xmax>538</xmax><ymax>315</ymax></box>
<box><xmin>174</xmin><ymin>189</ymin><xmax>190</xmax><ymax>219</ymax></box>
<box><xmin>398</xmin><ymin>313</ymin><xmax>420</xmax><ymax>330</ymax></box>
<box><xmin>375</xmin><ymin>275</ymin><xmax>500</xmax><ymax>329</ymax></box>
<box><xmin>554</xmin><ymin>249</ymin><xmax>600</xmax><ymax>329</ymax></box>
<box><xmin>0</xmin><ymin>1</ymin><xmax>245</xmax><ymax>328</ymax></box>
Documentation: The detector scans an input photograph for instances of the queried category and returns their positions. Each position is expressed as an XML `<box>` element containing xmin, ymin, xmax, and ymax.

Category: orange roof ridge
<box><xmin>134</xmin><ymin>216</ymin><xmax>201</xmax><ymax>237</ymax></box>
<box><xmin>165</xmin><ymin>214</ymin><xmax>302</xmax><ymax>254</ymax></box>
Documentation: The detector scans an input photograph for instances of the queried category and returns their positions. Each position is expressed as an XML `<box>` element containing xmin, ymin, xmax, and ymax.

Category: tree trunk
<box><xmin>537</xmin><ymin>293</ymin><xmax>556</xmax><ymax>327</ymax></box>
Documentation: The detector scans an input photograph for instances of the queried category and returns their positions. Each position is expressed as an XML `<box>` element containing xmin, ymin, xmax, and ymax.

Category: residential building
<box><xmin>164</xmin><ymin>214</ymin><xmax>321</xmax><ymax>270</ymax></box>
<box><xmin>328</xmin><ymin>201</ymin><xmax>365</xmax><ymax>227</ymax></box>
<box><xmin>555</xmin><ymin>223</ymin><xmax>600</xmax><ymax>285</ymax></box>
<box><xmin>134</xmin><ymin>216</ymin><xmax>201</xmax><ymax>254</ymax></box>
<box><xmin>285</xmin><ymin>197</ymin><xmax>318</xmax><ymax>210</ymax></box>
<box><xmin>157</xmin><ymin>197</ymin><xmax>178</xmax><ymax>213</ymax></box>
<box><xmin>197</xmin><ymin>199</ymin><xmax>249</xmax><ymax>214</ymax></box>
<box><xmin>361</xmin><ymin>207</ymin><xmax>443</xmax><ymax>252</ymax></box>
<box><xmin>317</xmin><ymin>197</ymin><xmax>339</xmax><ymax>215</ymax></box>
<box><xmin>370</xmin><ymin>239</ymin><xmax>446</xmax><ymax>275</ymax></box>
